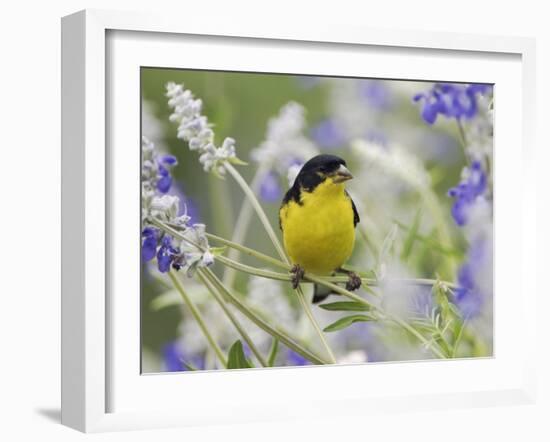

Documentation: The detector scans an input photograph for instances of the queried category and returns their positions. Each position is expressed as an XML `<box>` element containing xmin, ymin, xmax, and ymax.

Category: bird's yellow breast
<box><xmin>280</xmin><ymin>179</ymin><xmax>355</xmax><ymax>275</ymax></box>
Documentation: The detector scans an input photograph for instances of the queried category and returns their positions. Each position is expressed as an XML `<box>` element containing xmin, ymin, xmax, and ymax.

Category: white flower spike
<box><xmin>166</xmin><ymin>82</ymin><xmax>244</xmax><ymax>175</ymax></box>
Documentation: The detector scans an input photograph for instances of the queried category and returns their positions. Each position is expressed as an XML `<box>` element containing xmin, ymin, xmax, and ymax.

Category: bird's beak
<box><xmin>332</xmin><ymin>164</ymin><xmax>353</xmax><ymax>183</ymax></box>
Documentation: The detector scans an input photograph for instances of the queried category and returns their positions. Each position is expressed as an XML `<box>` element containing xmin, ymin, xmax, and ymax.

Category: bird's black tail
<box><xmin>312</xmin><ymin>283</ymin><xmax>333</xmax><ymax>304</ymax></box>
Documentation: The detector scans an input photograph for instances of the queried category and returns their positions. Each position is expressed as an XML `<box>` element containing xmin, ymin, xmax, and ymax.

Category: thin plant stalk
<box><xmin>207</xmin><ymin>231</ymin><xmax>288</xmax><ymax>270</ymax></box>
<box><xmin>225</xmin><ymin>163</ymin><xmax>286</xmax><ymax>259</ymax></box>
<box><xmin>196</xmin><ymin>270</ymin><xmax>268</xmax><ymax>367</ymax></box>
<box><xmin>205</xmin><ymin>231</ymin><xmax>459</xmax><ymax>290</ymax></box>
<box><xmin>199</xmin><ymin>268</ymin><xmax>329</xmax><ymax>365</ymax></box>
<box><xmin>156</xmin><ymin>219</ymin><xmax>450</xmax><ymax>359</ymax></box>
<box><xmin>223</xmin><ymin>163</ymin><xmax>270</xmax><ymax>287</ymax></box>
<box><xmin>455</xmin><ymin>118</ymin><xmax>469</xmax><ymax>161</ymax></box>
<box><xmin>382</xmin><ymin>312</ymin><xmax>446</xmax><ymax>359</ymax></box>
<box><xmin>168</xmin><ymin>270</ymin><xmax>228</xmax><ymax>368</ymax></box>
<box><xmin>224</xmin><ymin>162</ymin><xmax>337</xmax><ymax>363</ymax></box>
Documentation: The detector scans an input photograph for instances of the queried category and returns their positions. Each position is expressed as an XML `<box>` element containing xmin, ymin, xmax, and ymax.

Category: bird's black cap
<box><xmin>283</xmin><ymin>154</ymin><xmax>349</xmax><ymax>205</ymax></box>
<box><xmin>298</xmin><ymin>154</ymin><xmax>347</xmax><ymax>176</ymax></box>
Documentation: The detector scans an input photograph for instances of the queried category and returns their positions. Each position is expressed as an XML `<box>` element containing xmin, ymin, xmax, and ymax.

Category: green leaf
<box><xmin>267</xmin><ymin>338</ymin><xmax>279</xmax><ymax>367</ymax></box>
<box><xmin>227</xmin><ymin>340</ymin><xmax>253</xmax><ymax>369</ymax></box>
<box><xmin>393</xmin><ymin>220</ymin><xmax>462</xmax><ymax>257</ymax></box>
<box><xmin>180</xmin><ymin>359</ymin><xmax>199</xmax><ymax>371</ymax></box>
<box><xmin>228</xmin><ymin>156</ymin><xmax>248</xmax><ymax>166</ymax></box>
<box><xmin>210</xmin><ymin>246</ymin><xmax>227</xmax><ymax>256</ymax></box>
<box><xmin>319</xmin><ymin>301</ymin><xmax>371</xmax><ymax>312</ymax></box>
<box><xmin>400</xmin><ymin>209</ymin><xmax>422</xmax><ymax>261</ymax></box>
<box><xmin>432</xmin><ymin>280</ymin><xmax>459</xmax><ymax>325</ymax></box>
<box><xmin>323</xmin><ymin>314</ymin><xmax>375</xmax><ymax>332</ymax></box>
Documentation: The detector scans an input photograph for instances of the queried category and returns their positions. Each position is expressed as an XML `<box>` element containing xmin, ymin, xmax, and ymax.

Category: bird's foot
<box><xmin>337</xmin><ymin>268</ymin><xmax>362</xmax><ymax>291</ymax></box>
<box><xmin>345</xmin><ymin>272</ymin><xmax>362</xmax><ymax>291</ymax></box>
<box><xmin>290</xmin><ymin>264</ymin><xmax>305</xmax><ymax>289</ymax></box>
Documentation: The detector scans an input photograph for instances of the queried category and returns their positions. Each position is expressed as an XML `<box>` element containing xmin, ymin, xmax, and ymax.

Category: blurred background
<box><xmin>141</xmin><ymin>68</ymin><xmax>494</xmax><ymax>372</ymax></box>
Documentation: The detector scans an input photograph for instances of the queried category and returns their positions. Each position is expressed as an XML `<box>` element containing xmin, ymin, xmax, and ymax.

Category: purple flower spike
<box><xmin>454</xmin><ymin>240</ymin><xmax>488</xmax><ymax>318</ymax></box>
<box><xmin>413</xmin><ymin>83</ymin><xmax>490</xmax><ymax>125</ymax></box>
<box><xmin>156</xmin><ymin>235</ymin><xmax>179</xmax><ymax>273</ymax></box>
<box><xmin>141</xmin><ymin>228</ymin><xmax>158</xmax><ymax>262</ymax></box>
<box><xmin>259</xmin><ymin>172</ymin><xmax>282</xmax><ymax>203</ymax></box>
<box><xmin>310</xmin><ymin>118</ymin><xmax>347</xmax><ymax>149</ymax></box>
<box><xmin>448</xmin><ymin>161</ymin><xmax>487</xmax><ymax>226</ymax></box>
<box><xmin>156</xmin><ymin>174</ymin><xmax>172</xmax><ymax>193</ymax></box>
<box><xmin>160</xmin><ymin>155</ymin><xmax>178</xmax><ymax>166</ymax></box>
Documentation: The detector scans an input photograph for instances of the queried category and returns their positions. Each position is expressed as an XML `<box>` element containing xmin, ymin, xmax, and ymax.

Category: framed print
<box><xmin>61</xmin><ymin>9</ymin><xmax>537</xmax><ymax>433</ymax></box>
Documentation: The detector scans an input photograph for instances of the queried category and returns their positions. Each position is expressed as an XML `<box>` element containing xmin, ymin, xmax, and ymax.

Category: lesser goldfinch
<box><xmin>279</xmin><ymin>154</ymin><xmax>361</xmax><ymax>303</ymax></box>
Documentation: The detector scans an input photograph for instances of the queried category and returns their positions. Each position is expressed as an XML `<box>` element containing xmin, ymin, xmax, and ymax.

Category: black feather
<box><xmin>312</xmin><ymin>283</ymin><xmax>333</xmax><ymax>304</ymax></box>
<box><xmin>346</xmin><ymin>190</ymin><xmax>360</xmax><ymax>227</ymax></box>
<box><xmin>281</xmin><ymin>154</ymin><xmax>347</xmax><ymax>205</ymax></box>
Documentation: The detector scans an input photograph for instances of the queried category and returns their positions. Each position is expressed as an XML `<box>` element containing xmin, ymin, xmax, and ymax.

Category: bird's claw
<box><xmin>345</xmin><ymin>272</ymin><xmax>362</xmax><ymax>291</ymax></box>
<box><xmin>290</xmin><ymin>264</ymin><xmax>304</xmax><ymax>289</ymax></box>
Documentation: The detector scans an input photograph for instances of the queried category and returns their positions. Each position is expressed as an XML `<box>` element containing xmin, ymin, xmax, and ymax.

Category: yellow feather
<box><xmin>280</xmin><ymin>178</ymin><xmax>355</xmax><ymax>275</ymax></box>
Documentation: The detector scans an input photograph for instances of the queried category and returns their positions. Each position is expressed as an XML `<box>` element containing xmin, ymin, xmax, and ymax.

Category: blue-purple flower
<box><xmin>310</xmin><ymin>118</ymin><xmax>347</xmax><ymax>149</ymax></box>
<box><xmin>259</xmin><ymin>171</ymin><xmax>282</xmax><ymax>202</ymax></box>
<box><xmin>142</xmin><ymin>228</ymin><xmax>180</xmax><ymax>273</ymax></box>
<box><xmin>162</xmin><ymin>340</ymin><xmax>205</xmax><ymax>372</ymax></box>
<box><xmin>141</xmin><ymin>136</ymin><xmax>214</xmax><ymax>275</ymax></box>
<box><xmin>448</xmin><ymin>161</ymin><xmax>487</xmax><ymax>226</ymax></box>
<box><xmin>359</xmin><ymin>80</ymin><xmax>392</xmax><ymax>110</ymax></box>
<box><xmin>413</xmin><ymin>83</ymin><xmax>490</xmax><ymax>125</ymax></box>
<box><xmin>448</xmin><ymin>159</ymin><xmax>493</xmax><ymax>318</ymax></box>
<box><xmin>156</xmin><ymin>155</ymin><xmax>178</xmax><ymax>193</ymax></box>
<box><xmin>141</xmin><ymin>227</ymin><xmax>159</xmax><ymax>262</ymax></box>
<box><xmin>286</xmin><ymin>349</ymin><xmax>310</xmax><ymax>366</ymax></box>
<box><xmin>454</xmin><ymin>238</ymin><xmax>489</xmax><ymax>317</ymax></box>
<box><xmin>156</xmin><ymin>235</ymin><xmax>180</xmax><ymax>273</ymax></box>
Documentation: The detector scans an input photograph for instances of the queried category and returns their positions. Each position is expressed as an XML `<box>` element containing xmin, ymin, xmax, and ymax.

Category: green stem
<box><xmin>157</xmin><ymin>218</ymin><xmax>459</xmax><ymax>291</ymax></box>
<box><xmin>217</xmin><ymin>251</ymin><xmax>446</xmax><ymax>359</ymax></box>
<box><xmin>222</xmin><ymin>163</ymin><xmax>270</xmax><ymax>287</ymax></box>
<box><xmin>456</xmin><ymin>118</ymin><xmax>469</xmax><ymax>162</ymax></box>
<box><xmin>206</xmin><ymin>231</ymin><xmax>459</xmax><ymax>290</ymax></box>
<box><xmin>225</xmin><ymin>163</ymin><xmax>286</xmax><ymax>260</ymax></box>
<box><xmin>197</xmin><ymin>271</ymin><xmax>268</xmax><ymax>367</ymax></box>
<box><xmin>207</xmin><ymin>231</ymin><xmax>288</xmax><ymax>269</ymax></box>
<box><xmin>155</xmin><ymin>219</ymin><xmax>450</xmax><ymax>359</ymax></box>
<box><xmin>382</xmin><ymin>312</ymin><xmax>446</xmax><ymax>359</ymax></box>
<box><xmin>200</xmin><ymin>268</ymin><xmax>329</xmax><ymax>365</ymax></box>
<box><xmin>208</xmin><ymin>174</ymin><xmax>234</xmax><ymax>240</ymax></box>
<box><xmin>224</xmin><ymin>162</ymin><xmax>336</xmax><ymax>363</ymax></box>
<box><xmin>295</xmin><ymin>284</ymin><xmax>337</xmax><ymax>363</ymax></box>
<box><xmin>168</xmin><ymin>270</ymin><xmax>228</xmax><ymax>368</ymax></box>
<box><xmin>451</xmin><ymin>318</ymin><xmax>468</xmax><ymax>358</ymax></box>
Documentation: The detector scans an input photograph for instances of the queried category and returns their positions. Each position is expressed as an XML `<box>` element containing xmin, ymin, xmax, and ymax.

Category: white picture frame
<box><xmin>61</xmin><ymin>9</ymin><xmax>537</xmax><ymax>433</ymax></box>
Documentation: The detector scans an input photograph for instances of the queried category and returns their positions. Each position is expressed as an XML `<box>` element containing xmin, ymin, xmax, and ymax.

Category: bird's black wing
<box><xmin>345</xmin><ymin>190</ymin><xmax>360</xmax><ymax>227</ymax></box>
<box><xmin>279</xmin><ymin>185</ymin><xmax>302</xmax><ymax>230</ymax></box>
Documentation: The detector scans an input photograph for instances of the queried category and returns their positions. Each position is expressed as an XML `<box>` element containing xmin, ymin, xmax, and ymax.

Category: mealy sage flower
<box><xmin>141</xmin><ymin>136</ymin><xmax>214</xmax><ymax>274</ymax></box>
<box><xmin>166</xmin><ymin>82</ymin><xmax>244</xmax><ymax>176</ymax></box>
<box><xmin>177</xmin><ymin>223</ymin><xmax>215</xmax><ymax>277</ymax></box>
<box><xmin>448</xmin><ymin>161</ymin><xmax>493</xmax><ymax>317</ymax></box>
<box><xmin>141</xmin><ymin>136</ymin><xmax>178</xmax><ymax>222</ymax></box>
<box><xmin>413</xmin><ymin>83</ymin><xmax>491</xmax><ymax>125</ymax></box>
<box><xmin>250</xmin><ymin>101</ymin><xmax>319</xmax><ymax>198</ymax></box>
<box><xmin>439</xmin><ymin>92</ymin><xmax>493</xmax><ymax>318</ymax></box>
<box><xmin>251</xmin><ymin>101</ymin><xmax>318</xmax><ymax>176</ymax></box>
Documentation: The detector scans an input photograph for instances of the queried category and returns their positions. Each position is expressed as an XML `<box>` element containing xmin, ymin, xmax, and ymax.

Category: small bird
<box><xmin>279</xmin><ymin>154</ymin><xmax>361</xmax><ymax>303</ymax></box>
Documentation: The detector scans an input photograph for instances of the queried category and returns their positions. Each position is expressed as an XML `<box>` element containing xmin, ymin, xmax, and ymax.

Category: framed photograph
<box><xmin>61</xmin><ymin>9</ymin><xmax>537</xmax><ymax>432</ymax></box>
